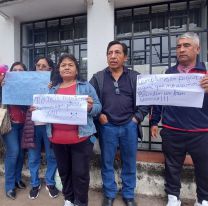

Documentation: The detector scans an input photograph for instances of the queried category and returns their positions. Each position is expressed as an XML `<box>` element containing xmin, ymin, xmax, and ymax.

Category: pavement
<box><xmin>0</xmin><ymin>176</ymin><xmax>195</xmax><ymax>206</ymax></box>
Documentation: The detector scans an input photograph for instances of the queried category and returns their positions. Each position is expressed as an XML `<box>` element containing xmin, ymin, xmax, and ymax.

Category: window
<box><xmin>21</xmin><ymin>14</ymin><xmax>87</xmax><ymax>80</ymax></box>
<box><xmin>115</xmin><ymin>0</ymin><xmax>208</xmax><ymax>151</ymax></box>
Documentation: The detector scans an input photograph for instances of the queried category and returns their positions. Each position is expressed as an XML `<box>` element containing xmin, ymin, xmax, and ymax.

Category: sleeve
<box><xmin>87</xmin><ymin>83</ymin><xmax>102</xmax><ymax>117</ymax></box>
<box><xmin>89</xmin><ymin>75</ymin><xmax>100</xmax><ymax>99</ymax></box>
<box><xmin>134</xmin><ymin>105</ymin><xmax>150</xmax><ymax>123</ymax></box>
<box><xmin>150</xmin><ymin>105</ymin><xmax>162</xmax><ymax>126</ymax></box>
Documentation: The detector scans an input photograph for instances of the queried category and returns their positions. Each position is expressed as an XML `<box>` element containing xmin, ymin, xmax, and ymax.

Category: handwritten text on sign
<box><xmin>32</xmin><ymin>94</ymin><xmax>88</xmax><ymax>125</ymax></box>
<box><xmin>136</xmin><ymin>74</ymin><xmax>205</xmax><ymax>108</ymax></box>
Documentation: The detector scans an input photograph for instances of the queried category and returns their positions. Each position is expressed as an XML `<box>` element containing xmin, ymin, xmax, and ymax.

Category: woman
<box><xmin>24</xmin><ymin>57</ymin><xmax>59</xmax><ymax>199</ymax></box>
<box><xmin>48</xmin><ymin>54</ymin><xmax>101</xmax><ymax>206</ymax></box>
<box><xmin>2</xmin><ymin>62</ymin><xmax>27</xmax><ymax>200</ymax></box>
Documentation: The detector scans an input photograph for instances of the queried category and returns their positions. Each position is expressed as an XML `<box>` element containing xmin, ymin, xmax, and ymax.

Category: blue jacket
<box><xmin>46</xmin><ymin>80</ymin><xmax>102</xmax><ymax>141</ymax></box>
<box><xmin>150</xmin><ymin>61</ymin><xmax>208</xmax><ymax>131</ymax></box>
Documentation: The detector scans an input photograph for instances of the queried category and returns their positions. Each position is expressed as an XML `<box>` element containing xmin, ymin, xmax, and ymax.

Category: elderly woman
<box><xmin>48</xmin><ymin>54</ymin><xmax>101</xmax><ymax>206</ymax></box>
<box><xmin>1</xmin><ymin>62</ymin><xmax>27</xmax><ymax>200</ymax></box>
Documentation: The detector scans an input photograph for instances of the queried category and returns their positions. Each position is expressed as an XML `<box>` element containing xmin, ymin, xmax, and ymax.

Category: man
<box><xmin>90</xmin><ymin>41</ymin><xmax>149</xmax><ymax>206</ymax></box>
<box><xmin>151</xmin><ymin>32</ymin><xmax>208</xmax><ymax>206</ymax></box>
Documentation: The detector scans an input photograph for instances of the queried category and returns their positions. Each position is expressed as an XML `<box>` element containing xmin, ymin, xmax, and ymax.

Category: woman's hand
<box><xmin>48</xmin><ymin>81</ymin><xmax>53</xmax><ymax>89</ymax></box>
<box><xmin>29</xmin><ymin>106</ymin><xmax>36</xmax><ymax>112</ymax></box>
<box><xmin>0</xmin><ymin>73</ymin><xmax>5</xmax><ymax>86</ymax></box>
<box><xmin>1</xmin><ymin>80</ymin><xmax>5</xmax><ymax>87</ymax></box>
<box><xmin>87</xmin><ymin>96</ymin><xmax>93</xmax><ymax>112</ymax></box>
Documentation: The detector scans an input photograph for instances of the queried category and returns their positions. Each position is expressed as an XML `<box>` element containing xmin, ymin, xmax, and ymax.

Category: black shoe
<box><xmin>46</xmin><ymin>185</ymin><xmax>59</xmax><ymax>198</ymax></box>
<box><xmin>123</xmin><ymin>198</ymin><xmax>137</xmax><ymax>206</ymax></box>
<box><xmin>102</xmin><ymin>196</ymin><xmax>114</xmax><ymax>206</ymax></box>
<box><xmin>29</xmin><ymin>185</ymin><xmax>41</xmax><ymax>200</ymax></box>
<box><xmin>15</xmin><ymin>180</ymin><xmax>26</xmax><ymax>189</ymax></box>
<box><xmin>6</xmin><ymin>189</ymin><xmax>16</xmax><ymax>200</ymax></box>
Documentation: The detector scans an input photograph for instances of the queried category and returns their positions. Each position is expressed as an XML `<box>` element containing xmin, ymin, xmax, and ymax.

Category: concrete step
<box><xmin>0</xmin><ymin>153</ymin><xmax>196</xmax><ymax>200</ymax></box>
<box><xmin>0</xmin><ymin>176</ymin><xmax>194</xmax><ymax>206</ymax></box>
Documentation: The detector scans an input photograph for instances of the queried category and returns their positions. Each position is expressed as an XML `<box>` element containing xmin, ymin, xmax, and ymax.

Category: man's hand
<box><xmin>99</xmin><ymin>113</ymin><xmax>108</xmax><ymax>125</ymax></box>
<box><xmin>132</xmin><ymin>116</ymin><xmax>138</xmax><ymax>124</ymax></box>
<box><xmin>200</xmin><ymin>75</ymin><xmax>208</xmax><ymax>93</ymax></box>
<box><xmin>151</xmin><ymin>125</ymin><xmax>159</xmax><ymax>138</ymax></box>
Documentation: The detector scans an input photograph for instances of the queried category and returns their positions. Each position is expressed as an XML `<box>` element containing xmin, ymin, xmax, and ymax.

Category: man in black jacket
<box><xmin>151</xmin><ymin>32</ymin><xmax>208</xmax><ymax>206</ymax></box>
<box><xmin>90</xmin><ymin>40</ymin><xmax>149</xmax><ymax>206</ymax></box>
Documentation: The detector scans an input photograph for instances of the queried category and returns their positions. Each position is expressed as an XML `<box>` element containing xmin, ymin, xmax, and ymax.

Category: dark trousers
<box><xmin>52</xmin><ymin>139</ymin><xmax>93</xmax><ymax>206</ymax></box>
<box><xmin>161</xmin><ymin>128</ymin><xmax>208</xmax><ymax>203</ymax></box>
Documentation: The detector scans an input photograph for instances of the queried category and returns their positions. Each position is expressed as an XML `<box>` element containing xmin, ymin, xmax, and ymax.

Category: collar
<box><xmin>105</xmin><ymin>66</ymin><xmax>128</xmax><ymax>74</ymax></box>
<box><xmin>177</xmin><ymin>64</ymin><xmax>194</xmax><ymax>73</ymax></box>
<box><xmin>175</xmin><ymin>59</ymin><xmax>206</xmax><ymax>72</ymax></box>
<box><xmin>51</xmin><ymin>80</ymin><xmax>86</xmax><ymax>90</ymax></box>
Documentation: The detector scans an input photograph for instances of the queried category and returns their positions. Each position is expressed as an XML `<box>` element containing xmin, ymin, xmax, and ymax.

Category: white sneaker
<box><xmin>166</xmin><ymin>195</ymin><xmax>181</xmax><ymax>206</ymax></box>
<box><xmin>64</xmin><ymin>200</ymin><xmax>74</xmax><ymax>206</ymax></box>
<box><xmin>194</xmin><ymin>200</ymin><xmax>208</xmax><ymax>206</ymax></box>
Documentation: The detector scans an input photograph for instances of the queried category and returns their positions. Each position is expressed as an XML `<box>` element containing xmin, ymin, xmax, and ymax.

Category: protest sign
<box><xmin>32</xmin><ymin>94</ymin><xmax>88</xmax><ymax>125</ymax></box>
<box><xmin>136</xmin><ymin>73</ymin><xmax>205</xmax><ymax>108</ymax></box>
<box><xmin>2</xmin><ymin>71</ymin><xmax>51</xmax><ymax>105</ymax></box>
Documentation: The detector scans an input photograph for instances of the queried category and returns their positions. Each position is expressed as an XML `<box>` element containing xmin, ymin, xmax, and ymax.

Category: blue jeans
<box><xmin>99</xmin><ymin>121</ymin><xmax>138</xmax><ymax>199</ymax></box>
<box><xmin>2</xmin><ymin>123</ymin><xmax>25</xmax><ymax>192</ymax></box>
<box><xmin>28</xmin><ymin>125</ymin><xmax>57</xmax><ymax>187</ymax></box>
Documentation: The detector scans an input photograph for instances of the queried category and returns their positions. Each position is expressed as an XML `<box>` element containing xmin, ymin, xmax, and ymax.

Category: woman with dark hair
<box><xmin>11</xmin><ymin>62</ymin><xmax>27</xmax><ymax>71</ymax></box>
<box><xmin>33</xmin><ymin>56</ymin><xmax>54</xmax><ymax>71</ymax></box>
<box><xmin>48</xmin><ymin>54</ymin><xmax>101</xmax><ymax>206</ymax></box>
<box><xmin>2</xmin><ymin>62</ymin><xmax>27</xmax><ymax>199</ymax></box>
<box><xmin>24</xmin><ymin>56</ymin><xmax>59</xmax><ymax>200</ymax></box>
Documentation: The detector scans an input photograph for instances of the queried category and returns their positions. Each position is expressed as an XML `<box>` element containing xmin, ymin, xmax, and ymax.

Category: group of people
<box><xmin>0</xmin><ymin>31</ymin><xmax>207</xmax><ymax>206</ymax></box>
<box><xmin>0</xmin><ymin>57</ymin><xmax>59</xmax><ymax>201</ymax></box>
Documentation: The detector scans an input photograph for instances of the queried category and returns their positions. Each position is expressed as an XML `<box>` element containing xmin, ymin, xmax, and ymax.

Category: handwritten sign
<box><xmin>136</xmin><ymin>73</ymin><xmax>205</xmax><ymax>108</ymax></box>
<box><xmin>32</xmin><ymin>94</ymin><xmax>88</xmax><ymax>125</ymax></box>
<box><xmin>2</xmin><ymin>71</ymin><xmax>51</xmax><ymax>105</ymax></box>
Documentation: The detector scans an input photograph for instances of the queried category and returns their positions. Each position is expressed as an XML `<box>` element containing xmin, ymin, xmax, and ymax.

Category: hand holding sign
<box><xmin>32</xmin><ymin>94</ymin><xmax>88</xmax><ymax>125</ymax></box>
<box><xmin>200</xmin><ymin>74</ymin><xmax>208</xmax><ymax>93</ymax></box>
<box><xmin>2</xmin><ymin>71</ymin><xmax>51</xmax><ymax>105</ymax></box>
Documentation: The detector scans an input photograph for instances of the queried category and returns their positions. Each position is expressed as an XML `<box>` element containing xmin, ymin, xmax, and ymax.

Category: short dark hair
<box><xmin>106</xmin><ymin>40</ymin><xmax>128</xmax><ymax>56</ymax></box>
<box><xmin>52</xmin><ymin>53</ymin><xmax>82</xmax><ymax>86</ymax></box>
<box><xmin>10</xmin><ymin>62</ymin><xmax>27</xmax><ymax>71</ymax></box>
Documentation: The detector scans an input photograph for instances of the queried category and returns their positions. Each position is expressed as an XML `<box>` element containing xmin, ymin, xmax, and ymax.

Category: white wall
<box><xmin>87</xmin><ymin>0</ymin><xmax>114</xmax><ymax>80</ymax></box>
<box><xmin>0</xmin><ymin>16</ymin><xmax>20</xmax><ymax>68</ymax></box>
<box><xmin>13</xmin><ymin>18</ymin><xmax>21</xmax><ymax>62</ymax></box>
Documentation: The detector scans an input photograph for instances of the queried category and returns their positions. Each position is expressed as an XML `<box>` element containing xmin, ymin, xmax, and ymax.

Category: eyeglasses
<box><xmin>113</xmin><ymin>81</ymin><xmax>120</xmax><ymax>95</ymax></box>
<box><xmin>36</xmin><ymin>64</ymin><xmax>50</xmax><ymax>71</ymax></box>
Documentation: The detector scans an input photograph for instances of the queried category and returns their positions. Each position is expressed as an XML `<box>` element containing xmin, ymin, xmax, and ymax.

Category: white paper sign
<box><xmin>136</xmin><ymin>73</ymin><xmax>205</xmax><ymax>108</ymax></box>
<box><xmin>32</xmin><ymin>94</ymin><xmax>88</xmax><ymax>125</ymax></box>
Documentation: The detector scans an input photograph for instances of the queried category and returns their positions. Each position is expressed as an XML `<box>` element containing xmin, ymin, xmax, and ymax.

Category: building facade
<box><xmin>0</xmin><ymin>0</ymin><xmax>207</xmax><ymax>151</ymax></box>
